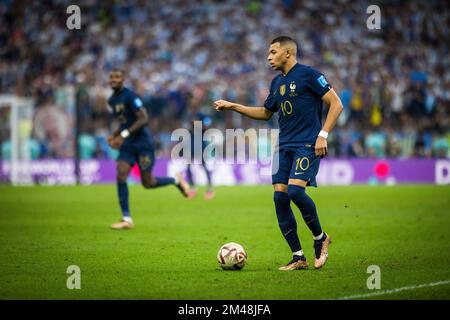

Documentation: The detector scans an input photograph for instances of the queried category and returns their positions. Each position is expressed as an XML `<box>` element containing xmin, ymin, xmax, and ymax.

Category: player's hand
<box><xmin>214</xmin><ymin>100</ymin><xmax>233</xmax><ymax>111</ymax></box>
<box><xmin>315</xmin><ymin>136</ymin><xmax>328</xmax><ymax>157</ymax></box>
<box><xmin>107</xmin><ymin>135</ymin><xmax>115</xmax><ymax>147</ymax></box>
<box><xmin>108</xmin><ymin>135</ymin><xmax>124</xmax><ymax>150</ymax></box>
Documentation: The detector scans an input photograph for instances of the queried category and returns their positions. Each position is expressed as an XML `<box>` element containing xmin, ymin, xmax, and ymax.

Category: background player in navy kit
<box><xmin>185</xmin><ymin>108</ymin><xmax>215</xmax><ymax>200</ymax></box>
<box><xmin>107</xmin><ymin>69</ymin><xmax>190</xmax><ymax>229</ymax></box>
<box><xmin>214</xmin><ymin>36</ymin><xmax>343</xmax><ymax>270</ymax></box>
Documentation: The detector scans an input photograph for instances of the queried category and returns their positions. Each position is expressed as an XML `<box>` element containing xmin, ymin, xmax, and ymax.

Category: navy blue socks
<box><xmin>287</xmin><ymin>185</ymin><xmax>323</xmax><ymax>237</ymax></box>
<box><xmin>203</xmin><ymin>163</ymin><xmax>212</xmax><ymax>190</ymax></box>
<box><xmin>117</xmin><ymin>181</ymin><xmax>130</xmax><ymax>218</ymax></box>
<box><xmin>154</xmin><ymin>177</ymin><xmax>176</xmax><ymax>187</ymax></box>
<box><xmin>186</xmin><ymin>165</ymin><xmax>194</xmax><ymax>186</ymax></box>
<box><xmin>273</xmin><ymin>191</ymin><xmax>302</xmax><ymax>253</ymax></box>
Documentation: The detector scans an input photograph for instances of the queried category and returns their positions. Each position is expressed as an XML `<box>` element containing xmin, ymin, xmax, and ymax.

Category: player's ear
<box><xmin>285</xmin><ymin>48</ymin><xmax>292</xmax><ymax>58</ymax></box>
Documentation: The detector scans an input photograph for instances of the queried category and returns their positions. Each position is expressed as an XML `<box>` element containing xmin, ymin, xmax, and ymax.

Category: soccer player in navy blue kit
<box><xmin>107</xmin><ymin>69</ymin><xmax>190</xmax><ymax>229</ymax></box>
<box><xmin>186</xmin><ymin>110</ymin><xmax>215</xmax><ymax>200</ymax></box>
<box><xmin>214</xmin><ymin>36</ymin><xmax>343</xmax><ymax>270</ymax></box>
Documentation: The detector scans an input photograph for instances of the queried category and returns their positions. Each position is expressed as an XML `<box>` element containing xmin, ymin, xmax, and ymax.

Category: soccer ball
<box><xmin>217</xmin><ymin>242</ymin><xmax>247</xmax><ymax>270</ymax></box>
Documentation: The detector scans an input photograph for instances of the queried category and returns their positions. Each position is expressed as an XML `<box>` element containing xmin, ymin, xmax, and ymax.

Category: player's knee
<box><xmin>117</xmin><ymin>174</ymin><xmax>128</xmax><ymax>184</ymax></box>
<box><xmin>142</xmin><ymin>178</ymin><xmax>157</xmax><ymax>189</ymax></box>
<box><xmin>273</xmin><ymin>191</ymin><xmax>289</xmax><ymax>206</ymax></box>
<box><xmin>142</xmin><ymin>180</ymin><xmax>152</xmax><ymax>189</ymax></box>
<box><xmin>116</xmin><ymin>166</ymin><xmax>130</xmax><ymax>183</ymax></box>
<box><xmin>287</xmin><ymin>184</ymin><xmax>305</xmax><ymax>200</ymax></box>
<box><xmin>273</xmin><ymin>184</ymin><xmax>288</xmax><ymax>193</ymax></box>
<box><xmin>117</xmin><ymin>170</ymin><xmax>128</xmax><ymax>183</ymax></box>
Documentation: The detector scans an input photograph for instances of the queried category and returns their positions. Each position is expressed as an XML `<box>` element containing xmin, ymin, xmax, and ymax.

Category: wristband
<box><xmin>120</xmin><ymin>129</ymin><xmax>130</xmax><ymax>139</ymax></box>
<box><xmin>318</xmin><ymin>130</ymin><xmax>328</xmax><ymax>139</ymax></box>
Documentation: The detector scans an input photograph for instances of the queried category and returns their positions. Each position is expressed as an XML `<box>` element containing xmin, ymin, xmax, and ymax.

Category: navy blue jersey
<box><xmin>264</xmin><ymin>63</ymin><xmax>331</xmax><ymax>147</ymax></box>
<box><xmin>107</xmin><ymin>87</ymin><xmax>153</xmax><ymax>149</ymax></box>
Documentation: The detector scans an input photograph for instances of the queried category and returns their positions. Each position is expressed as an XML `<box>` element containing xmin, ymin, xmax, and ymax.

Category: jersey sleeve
<box><xmin>128</xmin><ymin>92</ymin><xmax>144</xmax><ymax>111</ymax></box>
<box><xmin>307</xmin><ymin>67</ymin><xmax>332</xmax><ymax>98</ymax></box>
<box><xmin>264</xmin><ymin>77</ymin><xmax>279</xmax><ymax>112</ymax></box>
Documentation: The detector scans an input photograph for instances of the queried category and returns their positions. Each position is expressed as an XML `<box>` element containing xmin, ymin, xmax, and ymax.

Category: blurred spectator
<box><xmin>0</xmin><ymin>0</ymin><xmax>448</xmax><ymax>160</ymax></box>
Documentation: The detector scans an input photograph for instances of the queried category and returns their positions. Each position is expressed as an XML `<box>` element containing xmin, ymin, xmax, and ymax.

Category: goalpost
<box><xmin>0</xmin><ymin>94</ymin><xmax>34</xmax><ymax>185</ymax></box>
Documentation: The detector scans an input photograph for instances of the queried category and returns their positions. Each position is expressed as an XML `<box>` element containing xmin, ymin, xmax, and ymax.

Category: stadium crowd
<box><xmin>0</xmin><ymin>0</ymin><xmax>449</xmax><ymax>160</ymax></box>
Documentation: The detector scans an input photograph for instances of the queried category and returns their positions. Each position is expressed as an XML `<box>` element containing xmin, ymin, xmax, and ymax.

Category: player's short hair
<box><xmin>270</xmin><ymin>36</ymin><xmax>298</xmax><ymax>55</ymax></box>
<box><xmin>271</xmin><ymin>36</ymin><xmax>298</xmax><ymax>47</ymax></box>
<box><xmin>110</xmin><ymin>68</ymin><xmax>125</xmax><ymax>75</ymax></box>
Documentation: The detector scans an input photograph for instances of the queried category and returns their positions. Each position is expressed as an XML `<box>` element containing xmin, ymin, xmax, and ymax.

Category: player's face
<box><xmin>267</xmin><ymin>43</ymin><xmax>287</xmax><ymax>71</ymax></box>
<box><xmin>109</xmin><ymin>71</ymin><xmax>124</xmax><ymax>90</ymax></box>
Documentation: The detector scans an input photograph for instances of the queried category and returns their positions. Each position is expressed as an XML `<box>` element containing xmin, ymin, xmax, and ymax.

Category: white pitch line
<box><xmin>336</xmin><ymin>279</ymin><xmax>450</xmax><ymax>300</ymax></box>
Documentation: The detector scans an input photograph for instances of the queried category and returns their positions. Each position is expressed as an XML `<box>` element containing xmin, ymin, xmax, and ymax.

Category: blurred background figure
<box><xmin>185</xmin><ymin>104</ymin><xmax>215</xmax><ymax>200</ymax></box>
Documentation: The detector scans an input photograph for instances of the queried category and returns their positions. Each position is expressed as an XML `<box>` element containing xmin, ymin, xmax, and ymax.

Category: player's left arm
<box><xmin>106</xmin><ymin>98</ymin><xmax>122</xmax><ymax>147</ymax></box>
<box><xmin>315</xmin><ymin>88</ymin><xmax>344</xmax><ymax>157</ymax></box>
<box><xmin>110</xmin><ymin>108</ymin><xmax>148</xmax><ymax>149</ymax></box>
<box><xmin>127</xmin><ymin>108</ymin><xmax>149</xmax><ymax>135</ymax></box>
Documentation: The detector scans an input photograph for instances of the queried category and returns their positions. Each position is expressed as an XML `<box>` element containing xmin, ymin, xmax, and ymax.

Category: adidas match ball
<box><xmin>217</xmin><ymin>242</ymin><xmax>247</xmax><ymax>270</ymax></box>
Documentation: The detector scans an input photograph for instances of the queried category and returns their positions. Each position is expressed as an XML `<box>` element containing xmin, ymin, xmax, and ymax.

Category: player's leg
<box><xmin>138</xmin><ymin>150</ymin><xmax>190</xmax><ymax>197</ymax></box>
<box><xmin>287</xmin><ymin>148</ymin><xmax>331</xmax><ymax>269</ymax></box>
<box><xmin>186</xmin><ymin>136</ymin><xmax>198</xmax><ymax>199</ymax></box>
<box><xmin>288</xmin><ymin>180</ymin><xmax>331</xmax><ymax>269</ymax></box>
<box><xmin>287</xmin><ymin>180</ymin><xmax>323</xmax><ymax>237</ymax></box>
<box><xmin>186</xmin><ymin>164</ymin><xmax>197</xmax><ymax>199</ymax></box>
<box><xmin>111</xmin><ymin>160</ymin><xmax>134</xmax><ymax>230</ymax></box>
<box><xmin>202</xmin><ymin>162</ymin><xmax>215</xmax><ymax>200</ymax></box>
<box><xmin>272</xmin><ymin>149</ymin><xmax>307</xmax><ymax>270</ymax></box>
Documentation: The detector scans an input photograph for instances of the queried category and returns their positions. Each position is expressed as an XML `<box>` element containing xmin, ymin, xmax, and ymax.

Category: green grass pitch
<box><xmin>0</xmin><ymin>184</ymin><xmax>449</xmax><ymax>299</ymax></box>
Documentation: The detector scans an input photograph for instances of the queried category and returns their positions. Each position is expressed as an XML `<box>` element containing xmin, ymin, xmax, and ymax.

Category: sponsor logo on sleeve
<box><xmin>317</xmin><ymin>75</ymin><xmax>328</xmax><ymax>88</ymax></box>
<box><xmin>134</xmin><ymin>98</ymin><xmax>143</xmax><ymax>108</ymax></box>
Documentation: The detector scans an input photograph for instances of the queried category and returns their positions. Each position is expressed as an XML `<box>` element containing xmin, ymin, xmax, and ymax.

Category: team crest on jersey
<box><xmin>290</xmin><ymin>81</ymin><xmax>296</xmax><ymax>92</ymax></box>
<box><xmin>115</xmin><ymin>103</ymin><xmax>125</xmax><ymax>113</ymax></box>
<box><xmin>289</xmin><ymin>81</ymin><xmax>298</xmax><ymax>97</ymax></box>
<box><xmin>279</xmin><ymin>84</ymin><xmax>286</xmax><ymax>96</ymax></box>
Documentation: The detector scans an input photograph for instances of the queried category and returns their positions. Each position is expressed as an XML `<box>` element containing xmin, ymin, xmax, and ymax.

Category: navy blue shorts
<box><xmin>272</xmin><ymin>146</ymin><xmax>320</xmax><ymax>186</ymax></box>
<box><xmin>117</xmin><ymin>146</ymin><xmax>155</xmax><ymax>172</ymax></box>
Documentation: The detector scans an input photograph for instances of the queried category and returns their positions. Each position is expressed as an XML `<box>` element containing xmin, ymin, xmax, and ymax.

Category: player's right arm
<box><xmin>214</xmin><ymin>77</ymin><xmax>278</xmax><ymax>121</ymax></box>
<box><xmin>110</xmin><ymin>128</ymin><xmax>121</xmax><ymax>137</ymax></box>
<box><xmin>106</xmin><ymin>98</ymin><xmax>120</xmax><ymax>147</ymax></box>
<box><xmin>214</xmin><ymin>100</ymin><xmax>273</xmax><ymax>121</ymax></box>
